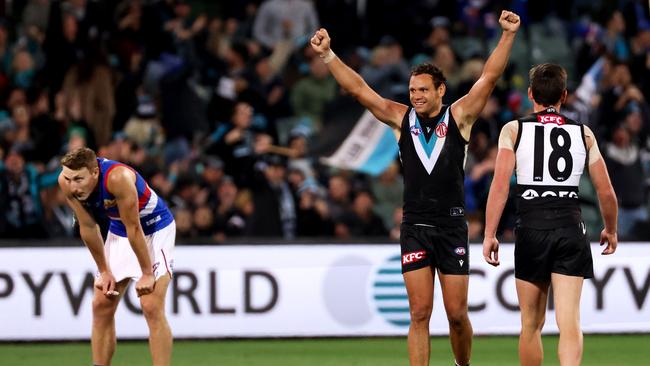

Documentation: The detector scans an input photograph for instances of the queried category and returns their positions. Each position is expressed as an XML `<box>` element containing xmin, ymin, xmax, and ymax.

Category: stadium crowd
<box><xmin>0</xmin><ymin>0</ymin><xmax>649</xmax><ymax>242</ymax></box>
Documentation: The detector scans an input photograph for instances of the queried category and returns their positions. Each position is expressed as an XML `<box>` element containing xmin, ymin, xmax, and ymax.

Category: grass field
<box><xmin>1</xmin><ymin>335</ymin><xmax>648</xmax><ymax>365</ymax></box>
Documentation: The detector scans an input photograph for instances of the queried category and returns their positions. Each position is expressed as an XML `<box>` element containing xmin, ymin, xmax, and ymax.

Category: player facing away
<box><xmin>482</xmin><ymin>64</ymin><xmax>618</xmax><ymax>366</ymax></box>
<box><xmin>311</xmin><ymin>10</ymin><xmax>520</xmax><ymax>366</ymax></box>
<box><xmin>58</xmin><ymin>147</ymin><xmax>175</xmax><ymax>366</ymax></box>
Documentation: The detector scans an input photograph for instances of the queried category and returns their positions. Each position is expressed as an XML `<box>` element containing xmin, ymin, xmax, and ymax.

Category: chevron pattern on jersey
<box><xmin>408</xmin><ymin>107</ymin><xmax>449</xmax><ymax>174</ymax></box>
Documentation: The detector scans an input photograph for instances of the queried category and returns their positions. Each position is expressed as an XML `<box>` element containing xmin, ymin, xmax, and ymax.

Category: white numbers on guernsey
<box><xmin>532</xmin><ymin>126</ymin><xmax>573</xmax><ymax>182</ymax></box>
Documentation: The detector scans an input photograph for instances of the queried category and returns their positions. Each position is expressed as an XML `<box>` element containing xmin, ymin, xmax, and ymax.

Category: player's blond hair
<box><xmin>61</xmin><ymin>147</ymin><xmax>97</xmax><ymax>171</ymax></box>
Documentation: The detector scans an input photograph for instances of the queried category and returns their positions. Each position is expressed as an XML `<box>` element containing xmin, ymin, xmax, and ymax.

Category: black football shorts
<box><xmin>400</xmin><ymin>223</ymin><xmax>469</xmax><ymax>275</ymax></box>
<box><xmin>514</xmin><ymin>222</ymin><xmax>594</xmax><ymax>282</ymax></box>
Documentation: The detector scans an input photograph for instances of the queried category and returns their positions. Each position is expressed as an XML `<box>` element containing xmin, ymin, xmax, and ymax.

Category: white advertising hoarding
<box><xmin>0</xmin><ymin>243</ymin><xmax>649</xmax><ymax>340</ymax></box>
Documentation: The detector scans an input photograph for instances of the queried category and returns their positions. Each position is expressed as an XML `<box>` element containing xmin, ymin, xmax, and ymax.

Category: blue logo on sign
<box><xmin>372</xmin><ymin>254</ymin><xmax>410</xmax><ymax>327</ymax></box>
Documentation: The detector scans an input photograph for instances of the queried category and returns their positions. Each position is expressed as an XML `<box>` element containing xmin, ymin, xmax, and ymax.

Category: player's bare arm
<box><xmin>452</xmin><ymin>10</ymin><xmax>520</xmax><ymax>140</ymax></box>
<box><xmin>107</xmin><ymin>166</ymin><xmax>156</xmax><ymax>296</ymax></box>
<box><xmin>58</xmin><ymin>173</ymin><xmax>118</xmax><ymax>297</ymax></box>
<box><xmin>482</xmin><ymin>121</ymin><xmax>517</xmax><ymax>266</ymax></box>
<box><xmin>311</xmin><ymin>28</ymin><xmax>407</xmax><ymax>138</ymax></box>
<box><xmin>585</xmin><ymin>126</ymin><xmax>618</xmax><ymax>255</ymax></box>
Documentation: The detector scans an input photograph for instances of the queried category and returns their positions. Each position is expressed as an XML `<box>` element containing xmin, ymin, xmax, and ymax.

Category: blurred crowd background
<box><xmin>0</xmin><ymin>0</ymin><xmax>649</xmax><ymax>243</ymax></box>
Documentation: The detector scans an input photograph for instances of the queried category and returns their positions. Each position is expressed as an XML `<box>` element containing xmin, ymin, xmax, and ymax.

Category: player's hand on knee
<box><xmin>96</xmin><ymin>271</ymin><xmax>119</xmax><ymax>297</ymax></box>
<box><xmin>499</xmin><ymin>10</ymin><xmax>520</xmax><ymax>33</ymax></box>
<box><xmin>600</xmin><ymin>229</ymin><xmax>618</xmax><ymax>255</ymax></box>
<box><xmin>136</xmin><ymin>273</ymin><xmax>156</xmax><ymax>297</ymax></box>
<box><xmin>482</xmin><ymin>236</ymin><xmax>500</xmax><ymax>266</ymax></box>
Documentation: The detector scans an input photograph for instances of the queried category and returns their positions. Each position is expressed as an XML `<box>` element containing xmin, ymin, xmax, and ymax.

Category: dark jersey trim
<box><xmin>580</xmin><ymin>124</ymin><xmax>588</xmax><ymax>168</ymax></box>
<box><xmin>514</xmin><ymin>119</ymin><xmax>523</xmax><ymax>151</ymax></box>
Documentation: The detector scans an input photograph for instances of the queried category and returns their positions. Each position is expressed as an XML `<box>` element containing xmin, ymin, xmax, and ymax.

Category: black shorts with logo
<box><xmin>515</xmin><ymin>222</ymin><xmax>593</xmax><ymax>282</ymax></box>
<box><xmin>400</xmin><ymin>223</ymin><xmax>469</xmax><ymax>274</ymax></box>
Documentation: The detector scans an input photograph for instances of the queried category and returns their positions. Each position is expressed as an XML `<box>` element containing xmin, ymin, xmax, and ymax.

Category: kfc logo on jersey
<box><xmin>521</xmin><ymin>188</ymin><xmax>579</xmax><ymax>200</ymax></box>
<box><xmin>410</xmin><ymin>126</ymin><xmax>422</xmax><ymax>136</ymax></box>
<box><xmin>454</xmin><ymin>247</ymin><xmax>466</xmax><ymax>256</ymax></box>
<box><xmin>435</xmin><ymin>123</ymin><xmax>448</xmax><ymax>137</ymax></box>
<box><xmin>537</xmin><ymin>114</ymin><xmax>565</xmax><ymax>125</ymax></box>
<box><xmin>402</xmin><ymin>251</ymin><xmax>426</xmax><ymax>264</ymax></box>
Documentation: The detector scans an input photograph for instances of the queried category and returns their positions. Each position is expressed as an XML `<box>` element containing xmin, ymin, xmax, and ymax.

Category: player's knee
<box><xmin>141</xmin><ymin>298</ymin><xmax>164</xmax><ymax>321</ymax></box>
<box><xmin>446</xmin><ymin>310</ymin><xmax>469</xmax><ymax>330</ymax></box>
<box><xmin>556</xmin><ymin>318</ymin><xmax>580</xmax><ymax>333</ymax></box>
<box><xmin>409</xmin><ymin>303</ymin><xmax>432</xmax><ymax>324</ymax></box>
<box><xmin>522</xmin><ymin>315</ymin><xmax>545</xmax><ymax>332</ymax></box>
<box><xmin>92</xmin><ymin>297</ymin><xmax>116</xmax><ymax>319</ymax></box>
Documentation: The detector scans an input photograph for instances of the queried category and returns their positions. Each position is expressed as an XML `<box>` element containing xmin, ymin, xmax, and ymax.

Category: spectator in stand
<box><xmin>252</xmin><ymin>0</ymin><xmax>319</xmax><ymax>51</ymax></box>
<box><xmin>61</xmin><ymin>44</ymin><xmax>115</xmax><ymax>148</ymax></box>
<box><xmin>337</xmin><ymin>190</ymin><xmax>387</xmax><ymax>238</ymax></box>
<box><xmin>290</xmin><ymin>55</ymin><xmax>337</xmax><ymax>131</ymax></box>
<box><xmin>214</xmin><ymin>175</ymin><xmax>248</xmax><ymax>241</ymax></box>
<box><xmin>206</xmin><ymin>101</ymin><xmax>272</xmax><ymax>185</ymax></box>
<box><xmin>28</xmin><ymin>89</ymin><xmax>63</xmax><ymax>164</ymax></box>
<box><xmin>295</xmin><ymin>179</ymin><xmax>333</xmax><ymax>237</ymax></box>
<box><xmin>10</xmin><ymin>49</ymin><xmax>37</xmax><ymax>90</ymax></box>
<box><xmin>371</xmin><ymin>161</ymin><xmax>403</xmax><ymax>230</ymax></box>
<box><xmin>603</xmin><ymin>11</ymin><xmax>630</xmax><ymax>61</ymax></box>
<box><xmin>247</xmin><ymin>153</ymin><xmax>296</xmax><ymax>239</ymax></box>
<box><xmin>195</xmin><ymin>156</ymin><xmax>225</xmax><ymax>207</ymax></box>
<box><xmin>326</xmin><ymin>173</ymin><xmax>352</xmax><ymax>223</ymax></box>
<box><xmin>174</xmin><ymin>207</ymin><xmax>194</xmax><ymax>239</ymax></box>
<box><xmin>0</xmin><ymin>148</ymin><xmax>59</xmax><ymax>237</ymax></box>
<box><xmin>596</xmin><ymin>61</ymin><xmax>646</xmax><ymax>139</ymax></box>
<box><xmin>193</xmin><ymin>205</ymin><xmax>216</xmax><ymax>238</ymax></box>
<box><xmin>359</xmin><ymin>35</ymin><xmax>410</xmax><ymax>101</ymax></box>
<box><xmin>603</xmin><ymin>122</ymin><xmax>648</xmax><ymax>239</ymax></box>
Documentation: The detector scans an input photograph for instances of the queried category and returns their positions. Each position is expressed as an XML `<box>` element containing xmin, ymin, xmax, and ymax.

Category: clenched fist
<box><xmin>310</xmin><ymin>28</ymin><xmax>331</xmax><ymax>56</ymax></box>
<box><xmin>499</xmin><ymin>10</ymin><xmax>521</xmax><ymax>34</ymax></box>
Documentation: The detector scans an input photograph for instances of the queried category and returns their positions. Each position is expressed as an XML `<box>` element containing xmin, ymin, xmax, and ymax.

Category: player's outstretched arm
<box><xmin>483</xmin><ymin>122</ymin><xmax>517</xmax><ymax>266</ymax></box>
<box><xmin>58</xmin><ymin>174</ymin><xmax>117</xmax><ymax>296</ymax></box>
<box><xmin>310</xmin><ymin>28</ymin><xmax>407</xmax><ymax>132</ymax></box>
<box><xmin>108</xmin><ymin>167</ymin><xmax>155</xmax><ymax>296</ymax></box>
<box><xmin>452</xmin><ymin>10</ymin><xmax>520</xmax><ymax>139</ymax></box>
<box><xmin>585</xmin><ymin>126</ymin><xmax>618</xmax><ymax>254</ymax></box>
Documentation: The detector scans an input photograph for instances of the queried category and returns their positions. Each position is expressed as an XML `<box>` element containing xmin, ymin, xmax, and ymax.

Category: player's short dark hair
<box><xmin>61</xmin><ymin>147</ymin><xmax>97</xmax><ymax>170</ymax></box>
<box><xmin>411</xmin><ymin>63</ymin><xmax>446</xmax><ymax>87</ymax></box>
<box><xmin>529</xmin><ymin>63</ymin><xmax>567</xmax><ymax>106</ymax></box>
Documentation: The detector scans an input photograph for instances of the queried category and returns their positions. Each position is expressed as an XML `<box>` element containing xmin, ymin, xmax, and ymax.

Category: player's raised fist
<box><xmin>310</xmin><ymin>28</ymin><xmax>331</xmax><ymax>55</ymax></box>
<box><xmin>499</xmin><ymin>10</ymin><xmax>520</xmax><ymax>33</ymax></box>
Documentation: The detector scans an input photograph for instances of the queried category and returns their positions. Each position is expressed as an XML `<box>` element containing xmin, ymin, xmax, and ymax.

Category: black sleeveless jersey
<box><xmin>513</xmin><ymin>107</ymin><xmax>588</xmax><ymax>229</ymax></box>
<box><xmin>398</xmin><ymin>106</ymin><xmax>468</xmax><ymax>226</ymax></box>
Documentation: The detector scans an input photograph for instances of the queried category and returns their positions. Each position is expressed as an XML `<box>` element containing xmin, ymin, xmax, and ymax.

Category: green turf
<box><xmin>0</xmin><ymin>335</ymin><xmax>648</xmax><ymax>365</ymax></box>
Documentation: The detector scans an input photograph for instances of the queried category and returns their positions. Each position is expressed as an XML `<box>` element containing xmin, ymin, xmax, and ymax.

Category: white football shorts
<box><xmin>104</xmin><ymin>221</ymin><xmax>176</xmax><ymax>282</ymax></box>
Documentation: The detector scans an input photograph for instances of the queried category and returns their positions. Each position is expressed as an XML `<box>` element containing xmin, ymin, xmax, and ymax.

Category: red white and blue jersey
<box><xmin>84</xmin><ymin>158</ymin><xmax>173</xmax><ymax>237</ymax></box>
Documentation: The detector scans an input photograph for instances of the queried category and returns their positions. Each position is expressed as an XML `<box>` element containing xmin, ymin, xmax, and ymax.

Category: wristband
<box><xmin>320</xmin><ymin>49</ymin><xmax>336</xmax><ymax>64</ymax></box>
